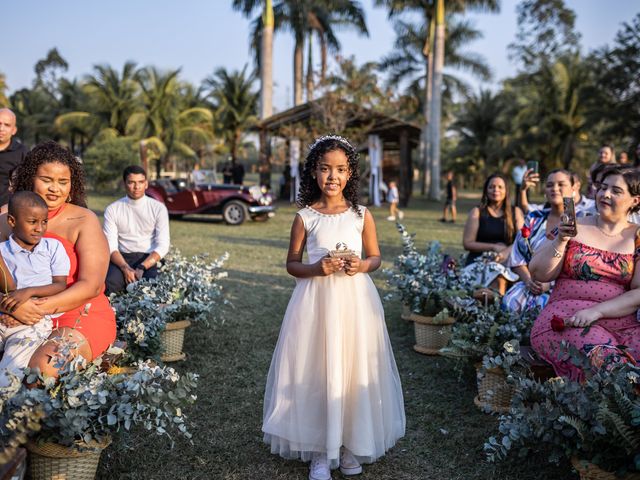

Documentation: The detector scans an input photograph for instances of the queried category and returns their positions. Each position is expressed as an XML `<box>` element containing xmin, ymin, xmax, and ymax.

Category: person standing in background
<box><xmin>440</xmin><ymin>171</ymin><xmax>457</xmax><ymax>223</ymax></box>
<box><xmin>386</xmin><ymin>180</ymin><xmax>403</xmax><ymax>221</ymax></box>
<box><xmin>0</xmin><ymin>109</ymin><xmax>27</xmax><ymax>206</ymax></box>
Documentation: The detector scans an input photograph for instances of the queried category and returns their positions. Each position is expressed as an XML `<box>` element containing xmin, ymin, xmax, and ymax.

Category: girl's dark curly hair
<box><xmin>297</xmin><ymin>136</ymin><xmax>361</xmax><ymax>215</ymax></box>
<box><xmin>11</xmin><ymin>140</ymin><xmax>87</xmax><ymax>207</ymax></box>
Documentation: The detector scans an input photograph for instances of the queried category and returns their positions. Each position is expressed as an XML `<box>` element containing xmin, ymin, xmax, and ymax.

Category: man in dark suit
<box><xmin>0</xmin><ymin>109</ymin><xmax>27</xmax><ymax>206</ymax></box>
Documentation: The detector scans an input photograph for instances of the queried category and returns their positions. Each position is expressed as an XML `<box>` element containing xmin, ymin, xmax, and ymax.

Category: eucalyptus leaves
<box><xmin>385</xmin><ymin>223</ymin><xmax>466</xmax><ymax>316</ymax></box>
<box><xmin>485</xmin><ymin>347</ymin><xmax>640</xmax><ymax>476</ymax></box>
<box><xmin>112</xmin><ymin>249</ymin><xmax>229</xmax><ymax>361</ymax></box>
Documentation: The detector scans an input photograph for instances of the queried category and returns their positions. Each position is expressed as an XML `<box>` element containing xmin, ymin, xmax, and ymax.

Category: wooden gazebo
<box><xmin>255</xmin><ymin>98</ymin><xmax>421</xmax><ymax>206</ymax></box>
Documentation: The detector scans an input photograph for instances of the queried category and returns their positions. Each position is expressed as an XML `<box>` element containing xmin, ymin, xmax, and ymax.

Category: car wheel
<box><xmin>223</xmin><ymin>200</ymin><xmax>248</xmax><ymax>225</ymax></box>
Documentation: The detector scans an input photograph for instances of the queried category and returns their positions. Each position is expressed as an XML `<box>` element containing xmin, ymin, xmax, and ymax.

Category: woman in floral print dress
<box><xmin>529</xmin><ymin>166</ymin><xmax>640</xmax><ymax>381</ymax></box>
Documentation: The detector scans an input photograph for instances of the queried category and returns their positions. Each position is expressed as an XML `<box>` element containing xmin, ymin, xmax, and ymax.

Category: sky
<box><xmin>2</xmin><ymin>1</ymin><xmax>638</xmax><ymax>112</ymax></box>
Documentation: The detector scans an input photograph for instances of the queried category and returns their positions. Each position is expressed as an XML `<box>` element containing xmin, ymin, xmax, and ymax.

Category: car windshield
<box><xmin>192</xmin><ymin>169</ymin><xmax>219</xmax><ymax>185</ymax></box>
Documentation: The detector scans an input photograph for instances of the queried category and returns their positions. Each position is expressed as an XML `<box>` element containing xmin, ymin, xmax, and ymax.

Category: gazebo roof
<box><xmin>255</xmin><ymin>98</ymin><xmax>421</xmax><ymax>150</ymax></box>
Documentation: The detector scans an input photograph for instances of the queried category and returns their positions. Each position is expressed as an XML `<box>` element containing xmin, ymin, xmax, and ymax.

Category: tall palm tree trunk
<box><xmin>320</xmin><ymin>35</ymin><xmax>328</xmax><ymax>82</ymax></box>
<box><xmin>306</xmin><ymin>32</ymin><xmax>314</xmax><ymax>101</ymax></box>
<box><xmin>428</xmin><ymin>0</ymin><xmax>445</xmax><ymax>201</ymax></box>
<box><xmin>294</xmin><ymin>37</ymin><xmax>304</xmax><ymax>106</ymax></box>
<box><xmin>421</xmin><ymin>14</ymin><xmax>435</xmax><ymax>196</ymax></box>
<box><xmin>260</xmin><ymin>0</ymin><xmax>273</xmax><ymax>119</ymax></box>
<box><xmin>259</xmin><ymin>0</ymin><xmax>274</xmax><ymax>188</ymax></box>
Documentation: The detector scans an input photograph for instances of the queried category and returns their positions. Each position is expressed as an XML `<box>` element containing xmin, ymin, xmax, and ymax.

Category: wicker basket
<box><xmin>27</xmin><ymin>438</ymin><xmax>111</xmax><ymax>480</ymax></box>
<box><xmin>160</xmin><ymin>320</ymin><xmax>191</xmax><ymax>362</ymax></box>
<box><xmin>474</xmin><ymin>364</ymin><xmax>514</xmax><ymax>414</ymax></box>
<box><xmin>410</xmin><ymin>313</ymin><xmax>455</xmax><ymax>355</ymax></box>
<box><xmin>571</xmin><ymin>458</ymin><xmax>640</xmax><ymax>480</ymax></box>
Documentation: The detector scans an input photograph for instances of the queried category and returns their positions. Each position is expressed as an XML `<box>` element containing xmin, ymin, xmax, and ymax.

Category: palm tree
<box><xmin>203</xmin><ymin>66</ymin><xmax>258</xmax><ymax>165</ymax></box>
<box><xmin>233</xmin><ymin>0</ymin><xmax>274</xmax><ymax>119</ymax></box>
<box><xmin>132</xmin><ymin>67</ymin><xmax>214</xmax><ymax>176</ymax></box>
<box><xmin>449</xmin><ymin>89</ymin><xmax>507</xmax><ymax>176</ymax></box>
<box><xmin>379</xmin><ymin>14</ymin><xmax>491</xmax><ymax>193</ymax></box>
<box><xmin>83</xmin><ymin>62</ymin><xmax>139</xmax><ymax>136</ymax></box>
<box><xmin>376</xmin><ymin>0</ymin><xmax>499</xmax><ymax>198</ymax></box>
<box><xmin>507</xmin><ymin>54</ymin><xmax>594</xmax><ymax>170</ymax></box>
<box><xmin>238</xmin><ymin>0</ymin><xmax>368</xmax><ymax>106</ymax></box>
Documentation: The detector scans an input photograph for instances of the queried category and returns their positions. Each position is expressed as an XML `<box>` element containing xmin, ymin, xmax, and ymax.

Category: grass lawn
<box><xmin>93</xmin><ymin>192</ymin><xmax>575</xmax><ymax>480</ymax></box>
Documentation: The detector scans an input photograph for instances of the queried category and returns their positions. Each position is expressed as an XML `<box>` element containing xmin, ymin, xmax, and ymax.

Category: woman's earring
<box><xmin>66</xmin><ymin>196</ymin><xmax>71</xmax><ymax>203</ymax></box>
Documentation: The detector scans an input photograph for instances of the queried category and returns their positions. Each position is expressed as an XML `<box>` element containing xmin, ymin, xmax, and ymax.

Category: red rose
<box><xmin>521</xmin><ymin>225</ymin><xmax>532</xmax><ymax>239</ymax></box>
<box><xmin>550</xmin><ymin>315</ymin><xmax>565</xmax><ymax>332</ymax></box>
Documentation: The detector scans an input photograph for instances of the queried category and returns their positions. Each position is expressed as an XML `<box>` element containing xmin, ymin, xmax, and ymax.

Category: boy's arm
<box><xmin>452</xmin><ymin>184</ymin><xmax>457</xmax><ymax>201</ymax></box>
<box><xmin>1</xmin><ymin>276</ymin><xmax>68</xmax><ymax>313</ymax></box>
<box><xmin>16</xmin><ymin>276</ymin><xmax>68</xmax><ymax>298</ymax></box>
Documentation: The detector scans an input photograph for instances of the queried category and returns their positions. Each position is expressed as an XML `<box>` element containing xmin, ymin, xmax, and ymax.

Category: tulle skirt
<box><xmin>262</xmin><ymin>272</ymin><xmax>406</xmax><ymax>468</ymax></box>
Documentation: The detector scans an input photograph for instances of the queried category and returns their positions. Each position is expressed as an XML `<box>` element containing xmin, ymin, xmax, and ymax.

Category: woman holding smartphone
<box><xmin>529</xmin><ymin>165</ymin><xmax>640</xmax><ymax>381</ymax></box>
<box><xmin>502</xmin><ymin>169</ymin><xmax>574</xmax><ymax>313</ymax></box>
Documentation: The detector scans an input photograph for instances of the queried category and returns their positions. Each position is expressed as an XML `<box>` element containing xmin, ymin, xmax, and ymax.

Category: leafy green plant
<box><xmin>112</xmin><ymin>249</ymin><xmax>229</xmax><ymax>361</ymax></box>
<box><xmin>443</xmin><ymin>299</ymin><xmax>538</xmax><ymax>360</ymax></box>
<box><xmin>386</xmin><ymin>223</ymin><xmax>468</xmax><ymax>316</ymax></box>
<box><xmin>0</xmin><ymin>357</ymin><xmax>198</xmax><ymax>449</ymax></box>
<box><xmin>0</xmin><ymin>373</ymin><xmax>44</xmax><ymax>463</ymax></box>
<box><xmin>485</xmin><ymin>348</ymin><xmax>640</xmax><ymax>476</ymax></box>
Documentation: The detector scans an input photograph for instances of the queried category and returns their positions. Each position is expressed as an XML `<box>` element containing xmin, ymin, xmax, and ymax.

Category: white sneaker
<box><xmin>309</xmin><ymin>454</ymin><xmax>331</xmax><ymax>480</ymax></box>
<box><xmin>386</xmin><ymin>216</ymin><xmax>396</xmax><ymax>221</ymax></box>
<box><xmin>398</xmin><ymin>211</ymin><xmax>405</xmax><ymax>220</ymax></box>
<box><xmin>340</xmin><ymin>448</ymin><xmax>362</xmax><ymax>476</ymax></box>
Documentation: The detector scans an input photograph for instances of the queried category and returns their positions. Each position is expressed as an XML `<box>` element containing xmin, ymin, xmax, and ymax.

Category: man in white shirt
<box><xmin>103</xmin><ymin>166</ymin><xmax>170</xmax><ymax>295</ymax></box>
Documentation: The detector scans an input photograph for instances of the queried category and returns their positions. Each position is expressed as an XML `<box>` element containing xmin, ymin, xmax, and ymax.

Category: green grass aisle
<box><xmin>94</xmin><ymin>195</ymin><xmax>574</xmax><ymax>479</ymax></box>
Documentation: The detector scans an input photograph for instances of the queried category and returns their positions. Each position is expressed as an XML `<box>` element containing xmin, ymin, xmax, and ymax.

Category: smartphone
<box><xmin>561</xmin><ymin>197</ymin><xmax>577</xmax><ymax>237</ymax></box>
<box><xmin>526</xmin><ymin>160</ymin><xmax>539</xmax><ymax>174</ymax></box>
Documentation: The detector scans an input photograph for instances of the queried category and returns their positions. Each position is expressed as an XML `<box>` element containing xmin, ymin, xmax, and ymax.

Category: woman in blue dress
<box><xmin>502</xmin><ymin>169</ymin><xmax>575</xmax><ymax>312</ymax></box>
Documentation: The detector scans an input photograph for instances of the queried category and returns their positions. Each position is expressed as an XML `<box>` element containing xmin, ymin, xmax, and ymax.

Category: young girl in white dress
<box><xmin>262</xmin><ymin>135</ymin><xmax>406</xmax><ymax>480</ymax></box>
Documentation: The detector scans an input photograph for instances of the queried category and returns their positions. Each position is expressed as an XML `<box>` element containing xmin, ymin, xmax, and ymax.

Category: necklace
<box><xmin>595</xmin><ymin>216</ymin><xmax>624</xmax><ymax>238</ymax></box>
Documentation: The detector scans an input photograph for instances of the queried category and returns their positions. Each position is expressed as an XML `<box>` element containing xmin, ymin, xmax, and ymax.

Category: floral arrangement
<box><xmin>386</xmin><ymin>223</ymin><xmax>468</xmax><ymax>316</ymax></box>
<box><xmin>485</xmin><ymin>347</ymin><xmax>640</xmax><ymax>476</ymax></box>
<box><xmin>0</xmin><ymin>355</ymin><xmax>198</xmax><ymax>450</ymax></box>
<box><xmin>111</xmin><ymin>249</ymin><xmax>229</xmax><ymax>361</ymax></box>
<box><xmin>442</xmin><ymin>298</ymin><xmax>539</xmax><ymax>359</ymax></box>
<box><xmin>480</xmin><ymin>340</ymin><xmax>526</xmax><ymax>377</ymax></box>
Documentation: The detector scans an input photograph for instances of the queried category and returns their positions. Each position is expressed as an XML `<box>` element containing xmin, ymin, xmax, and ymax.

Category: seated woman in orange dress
<box><xmin>0</xmin><ymin>141</ymin><xmax>116</xmax><ymax>377</ymax></box>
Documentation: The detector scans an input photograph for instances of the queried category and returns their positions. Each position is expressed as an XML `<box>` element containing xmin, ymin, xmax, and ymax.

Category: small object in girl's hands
<box><xmin>521</xmin><ymin>225</ymin><xmax>531</xmax><ymax>239</ymax></box>
<box><xmin>330</xmin><ymin>242</ymin><xmax>356</xmax><ymax>259</ymax></box>
<box><xmin>550</xmin><ymin>315</ymin><xmax>565</xmax><ymax>332</ymax></box>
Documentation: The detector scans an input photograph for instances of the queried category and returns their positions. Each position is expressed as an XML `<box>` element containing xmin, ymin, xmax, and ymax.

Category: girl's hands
<box><xmin>345</xmin><ymin>256</ymin><xmax>361</xmax><ymax>276</ymax></box>
<box><xmin>318</xmin><ymin>256</ymin><xmax>346</xmax><ymax>276</ymax></box>
<box><xmin>566</xmin><ymin>308</ymin><xmax>602</xmax><ymax>328</ymax></box>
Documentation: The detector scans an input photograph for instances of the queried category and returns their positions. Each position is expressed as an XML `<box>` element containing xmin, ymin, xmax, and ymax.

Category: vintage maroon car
<box><xmin>146</xmin><ymin>178</ymin><xmax>276</xmax><ymax>225</ymax></box>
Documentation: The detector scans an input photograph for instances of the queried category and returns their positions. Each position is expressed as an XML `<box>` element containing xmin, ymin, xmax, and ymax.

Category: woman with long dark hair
<box><xmin>464</xmin><ymin>173</ymin><xmax>523</xmax><ymax>265</ymax></box>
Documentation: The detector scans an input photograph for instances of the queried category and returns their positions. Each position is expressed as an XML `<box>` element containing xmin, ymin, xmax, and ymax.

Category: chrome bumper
<box><xmin>248</xmin><ymin>205</ymin><xmax>277</xmax><ymax>215</ymax></box>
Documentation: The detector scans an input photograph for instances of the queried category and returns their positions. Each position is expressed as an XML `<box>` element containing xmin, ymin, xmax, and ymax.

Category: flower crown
<box><xmin>308</xmin><ymin>135</ymin><xmax>354</xmax><ymax>153</ymax></box>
